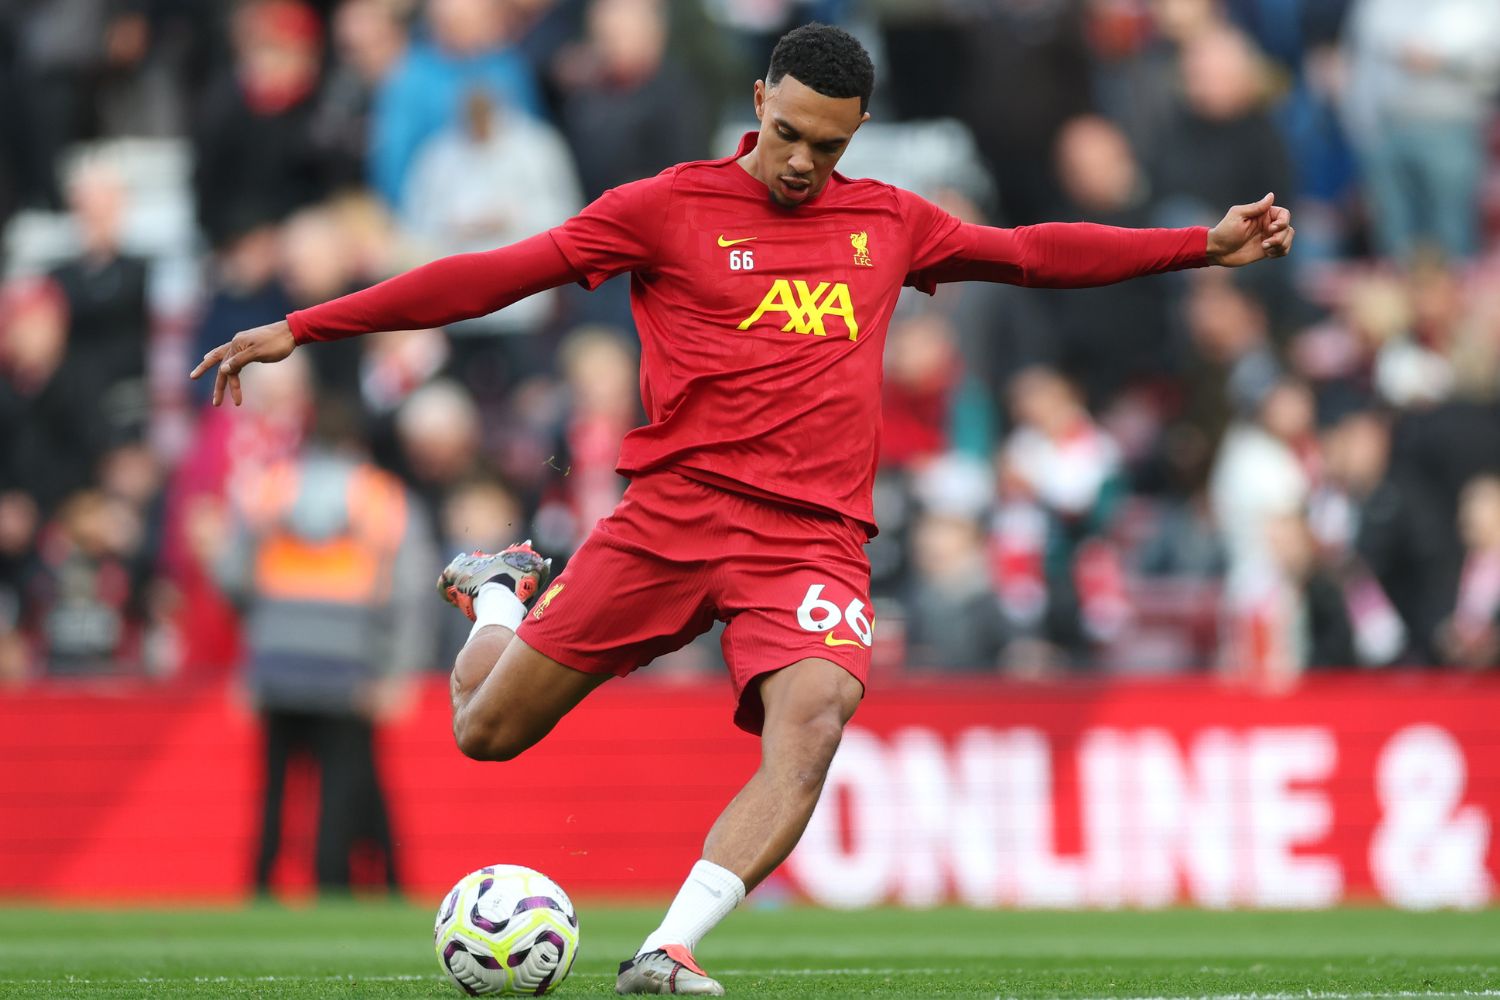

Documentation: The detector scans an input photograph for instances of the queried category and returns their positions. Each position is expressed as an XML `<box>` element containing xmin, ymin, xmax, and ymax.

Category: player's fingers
<box><xmin>212</xmin><ymin>365</ymin><xmax>228</xmax><ymax>407</ymax></box>
<box><xmin>219</xmin><ymin>342</ymin><xmax>247</xmax><ymax>376</ymax></box>
<box><xmin>1235</xmin><ymin>192</ymin><xmax>1275</xmax><ymax>219</ymax></box>
<box><xmin>1261</xmin><ymin>226</ymin><xmax>1294</xmax><ymax>256</ymax></box>
<box><xmin>191</xmin><ymin>343</ymin><xmax>227</xmax><ymax>380</ymax></box>
<box><xmin>228</xmin><ymin>370</ymin><xmax>243</xmax><ymax>406</ymax></box>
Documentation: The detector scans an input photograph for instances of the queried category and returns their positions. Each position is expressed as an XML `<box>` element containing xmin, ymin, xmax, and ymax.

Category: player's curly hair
<box><xmin>767</xmin><ymin>23</ymin><xmax>875</xmax><ymax>113</ymax></box>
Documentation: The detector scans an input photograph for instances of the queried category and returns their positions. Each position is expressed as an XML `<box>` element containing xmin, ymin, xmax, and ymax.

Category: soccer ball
<box><xmin>433</xmin><ymin>864</ymin><xmax>580</xmax><ymax>995</ymax></box>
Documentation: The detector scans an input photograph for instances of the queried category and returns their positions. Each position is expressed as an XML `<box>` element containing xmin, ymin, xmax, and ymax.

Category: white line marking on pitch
<box><xmin>1043</xmin><ymin>993</ymin><xmax>1500</xmax><ymax>1000</ymax></box>
<box><xmin>7</xmin><ymin>978</ymin><xmax>1498</xmax><ymax>996</ymax></box>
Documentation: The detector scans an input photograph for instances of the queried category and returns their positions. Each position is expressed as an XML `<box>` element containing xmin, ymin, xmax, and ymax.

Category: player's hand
<box><xmin>1206</xmin><ymin>192</ymin><xmax>1294</xmax><ymax>268</ymax></box>
<box><xmin>189</xmin><ymin>319</ymin><xmax>296</xmax><ymax>406</ymax></box>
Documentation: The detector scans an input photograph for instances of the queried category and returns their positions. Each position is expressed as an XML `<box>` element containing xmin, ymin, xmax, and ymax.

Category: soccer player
<box><xmin>192</xmin><ymin>24</ymin><xmax>1293</xmax><ymax>995</ymax></box>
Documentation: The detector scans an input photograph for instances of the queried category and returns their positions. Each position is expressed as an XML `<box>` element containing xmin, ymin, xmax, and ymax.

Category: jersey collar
<box><xmin>724</xmin><ymin>130</ymin><xmax>846</xmax><ymax>207</ymax></box>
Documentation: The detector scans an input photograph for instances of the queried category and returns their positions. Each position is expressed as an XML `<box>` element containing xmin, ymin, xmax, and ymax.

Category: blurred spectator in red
<box><xmin>992</xmin><ymin>367</ymin><xmax>1128</xmax><ymax>666</ymax></box>
<box><xmin>371</xmin><ymin>0</ymin><xmax>545</xmax><ymax>208</ymax></box>
<box><xmin>312</xmin><ymin>0</ymin><xmax>410</xmax><ymax>191</ymax></box>
<box><xmin>1439</xmin><ymin>475</ymin><xmax>1500</xmax><ymax>669</ymax></box>
<box><xmin>192</xmin><ymin>0</ymin><xmax>330</xmax><ymax>248</ymax></box>
<box><xmin>160</xmin><ymin>351</ymin><xmax>316</xmax><ymax>680</ymax></box>
<box><xmin>359</xmin><ymin>327</ymin><xmax>451</xmax><ymax>420</ymax></box>
<box><xmin>1341</xmin><ymin>0</ymin><xmax>1500</xmax><ymax>261</ymax></box>
<box><xmin>881</xmin><ymin>311</ymin><xmax>994</xmax><ymax>472</ymax></box>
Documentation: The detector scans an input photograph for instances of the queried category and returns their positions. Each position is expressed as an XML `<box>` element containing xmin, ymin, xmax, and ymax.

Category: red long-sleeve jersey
<box><xmin>292</xmin><ymin>132</ymin><xmax>1208</xmax><ymax>532</ymax></box>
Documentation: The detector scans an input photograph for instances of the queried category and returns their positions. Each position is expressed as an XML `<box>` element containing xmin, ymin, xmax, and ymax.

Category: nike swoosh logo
<box><xmin>692</xmin><ymin>878</ymin><xmax>723</xmax><ymax>898</ymax></box>
<box><xmin>717</xmin><ymin>235</ymin><xmax>757</xmax><ymax>247</ymax></box>
<box><xmin>824</xmin><ymin>633</ymin><xmax>862</xmax><ymax>648</ymax></box>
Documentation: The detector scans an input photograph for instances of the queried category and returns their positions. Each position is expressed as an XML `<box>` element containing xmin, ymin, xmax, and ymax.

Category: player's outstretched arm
<box><xmin>1205</xmin><ymin>192</ymin><xmax>1294</xmax><ymax>267</ymax></box>
<box><xmin>185</xmin><ymin>231</ymin><xmax>581</xmax><ymax>407</ymax></box>
<box><xmin>190</xmin><ymin>320</ymin><xmax>296</xmax><ymax>407</ymax></box>
<box><xmin>904</xmin><ymin>187</ymin><xmax>1295</xmax><ymax>292</ymax></box>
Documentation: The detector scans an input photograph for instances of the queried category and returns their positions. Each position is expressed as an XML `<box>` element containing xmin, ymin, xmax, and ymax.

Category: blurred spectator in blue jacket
<box><xmin>370</xmin><ymin>0</ymin><xmax>545</xmax><ymax>209</ymax></box>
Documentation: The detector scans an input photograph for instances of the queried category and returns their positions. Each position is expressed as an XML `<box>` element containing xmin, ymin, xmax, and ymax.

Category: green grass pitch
<box><xmin>0</xmin><ymin>903</ymin><xmax>1495</xmax><ymax>998</ymax></box>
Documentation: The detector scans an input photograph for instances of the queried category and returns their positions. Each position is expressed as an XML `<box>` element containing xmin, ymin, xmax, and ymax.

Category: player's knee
<box><xmin>782</xmin><ymin>713</ymin><xmax>845</xmax><ymax>792</ymax></box>
<box><xmin>805</xmin><ymin>712</ymin><xmax>846</xmax><ymax>763</ymax></box>
<box><xmin>453</xmin><ymin>716</ymin><xmax>534</xmax><ymax>762</ymax></box>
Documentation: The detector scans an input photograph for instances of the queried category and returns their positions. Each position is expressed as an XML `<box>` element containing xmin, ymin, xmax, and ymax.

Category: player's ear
<box><xmin>753</xmin><ymin>79</ymin><xmax>766</xmax><ymax>120</ymax></box>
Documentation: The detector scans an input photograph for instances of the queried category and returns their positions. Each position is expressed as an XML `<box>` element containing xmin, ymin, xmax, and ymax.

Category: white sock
<box><xmin>467</xmin><ymin>582</ymin><xmax>527</xmax><ymax>642</ymax></box>
<box><xmin>638</xmin><ymin>860</ymin><xmax>746</xmax><ymax>957</ymax></box>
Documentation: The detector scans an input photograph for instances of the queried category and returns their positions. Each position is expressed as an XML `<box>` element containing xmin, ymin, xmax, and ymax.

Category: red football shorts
<box><xmin>516</xmin><ymin>470</ymin><xmax>872</xmax><ymax>733</ymax></box>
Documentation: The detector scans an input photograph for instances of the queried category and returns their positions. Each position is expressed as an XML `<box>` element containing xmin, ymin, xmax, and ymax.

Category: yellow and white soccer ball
<box><xmin>434</xmin><ymin>864</ymin><xmax>579</xmax><ymax>995</ymax></box>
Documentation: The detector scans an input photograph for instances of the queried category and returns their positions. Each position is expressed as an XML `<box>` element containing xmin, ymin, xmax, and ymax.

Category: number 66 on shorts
<box><xmin>796</xmin><ymin>583</ymin><xmax>873</xmax><ymax>647</ymax></box>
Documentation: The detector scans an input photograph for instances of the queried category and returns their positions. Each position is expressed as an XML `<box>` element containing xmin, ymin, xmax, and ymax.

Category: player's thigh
<box><xmin>459</xmin><ymin>636</ymin><xmax>611</xmax><ymax>757</ymax></box>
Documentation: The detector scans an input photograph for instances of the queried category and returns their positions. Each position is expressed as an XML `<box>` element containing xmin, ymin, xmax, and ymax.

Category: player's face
<box><xmin>751</xmin><ymin>75</ymin><xmax>868</xmax><ymax>208</ymax></box>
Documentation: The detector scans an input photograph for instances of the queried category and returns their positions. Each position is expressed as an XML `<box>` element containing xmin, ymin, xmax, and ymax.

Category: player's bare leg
<box><xmin>702</xmin><ymin>657</ymin><xmax>862</xmax><ymax>885</ymax></box>
<box><xmin>439</xmin><ymin>545</ymin><xmax>609</xmax><ymax>760</ymax></box>
<box><xmin>453</xmin><ymin>634</ymin><xmax>608</xmax><ymax>760</ymax></box>
<box><xmin>618</xmin><ymin>658</ymin><xmax>862</xmax><ymax>995</ymax></box>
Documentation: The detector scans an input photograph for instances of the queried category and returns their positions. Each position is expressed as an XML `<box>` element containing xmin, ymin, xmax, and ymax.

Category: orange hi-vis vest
<box><xmin>243</xmin><ymin>460</ymin><xmax>408</xmax><ymax>607</ymax></box>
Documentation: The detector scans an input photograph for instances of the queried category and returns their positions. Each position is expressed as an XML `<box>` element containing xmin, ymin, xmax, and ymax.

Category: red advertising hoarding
<box><xmin>1</xmin><ymin>673</ymin><xmax>1495</xmax><ymax>907</ymax></box>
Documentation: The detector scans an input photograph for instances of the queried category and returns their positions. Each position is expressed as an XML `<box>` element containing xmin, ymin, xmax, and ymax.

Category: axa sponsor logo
<box><xmin>738</xmin><ymin>279</ymin><xmax>859</xmax><ymax>341</ymax></box>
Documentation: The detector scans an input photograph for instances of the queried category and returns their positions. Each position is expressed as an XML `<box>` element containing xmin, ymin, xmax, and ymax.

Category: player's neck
<box><xmin>736</xmin><ymin>150</ymin><xmax>768</xmax><ymax>191</ymax></box>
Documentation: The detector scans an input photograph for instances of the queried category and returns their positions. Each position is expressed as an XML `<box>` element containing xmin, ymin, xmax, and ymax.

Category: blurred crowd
<box><xmin>4</xmin><ymin>0</ymin><xmax>1500</xmax><ymax>693</ymax></box>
